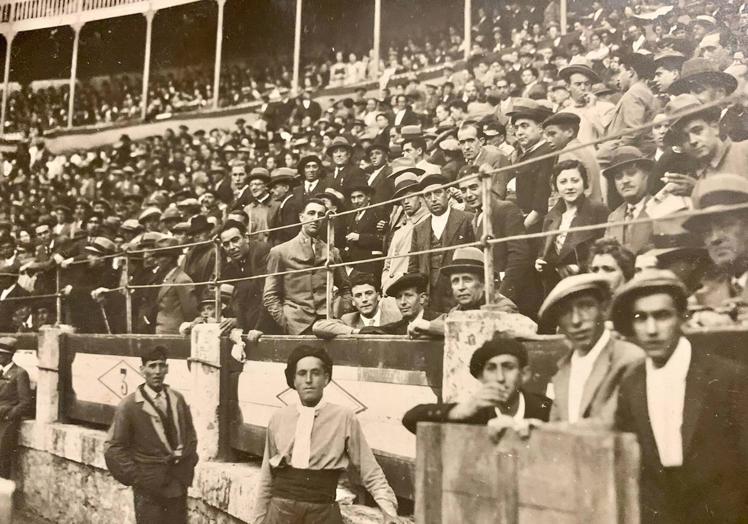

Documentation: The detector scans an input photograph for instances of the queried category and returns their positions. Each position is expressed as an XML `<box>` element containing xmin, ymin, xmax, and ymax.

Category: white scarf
<box><xmin>291</xmin><ymin>401</ymin><xmax>325</xmax><ymax>468</ymax></box>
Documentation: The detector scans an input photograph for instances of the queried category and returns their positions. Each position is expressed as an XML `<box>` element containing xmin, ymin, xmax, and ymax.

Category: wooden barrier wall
<box><xmin>416</xmin><ymin>423</ymin><xmax>640</xmax><ymax>524</ymax></box>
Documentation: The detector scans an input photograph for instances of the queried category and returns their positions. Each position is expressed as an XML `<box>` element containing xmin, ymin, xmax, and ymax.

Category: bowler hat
<box><xmin>469</xmin><ymin>333</ymin><xmax>528</xmax><ymax>378</ymax></box>
<box><xmin>385</xmin><ymin>272</ymin><xmax>428</xmax><ymax>297</ymax></box>
<box><xmin>537</xmin><ymin>273</ymin><xmax>610</xmax><ymax>333</ymax></box>
<box><xmin>683</xmin><ymin>174</ymin><xmax>748</xmax><ymax>231</ymax></box>
<box><xmin>602</xmin><ymin>146</ymin><xmax>654</xmax><ymax>179</ymax></box>
<box><xmin>669</xmin><ymin>57</ymin><xmax>738</xmax><ymax>95</ymax></box>
<box><xmin>610</xmin><ymin>269</ymin><xmax>688</xmax><ymax>336</ymax></box>
<box><xmin>441</xmin><ymin>246</ymin><xmax>485</xmax><ymax>277</ymax></box>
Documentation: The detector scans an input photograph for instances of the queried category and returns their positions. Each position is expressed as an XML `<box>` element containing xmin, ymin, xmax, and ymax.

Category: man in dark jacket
<box><xmin>341</xmin><ymin>184</ymin><xmax>387</xmax><ymax>280</ymax></box>
<box><xmin>0</xmin><ymin>337</ymin><xmax>33</xmax><ymax>478</ymax></box>
<box><xmin>104</xmin><ymin>346</ymin><xmax>198</xmax><ymax>524</ymax></box>
<box><xmin>376</xmin><ymin>272</ymin><xmax>441</xmax><ymax>336</ymax></box>
<box><xmin>402</xmin><ymin>333</ymin><xmax>551</xmax><ymax>433</ymax></box>
<box><xmin>326</xmin><ymin>136</ymin><xmax>368</xmax><ymax>195</ymax></box>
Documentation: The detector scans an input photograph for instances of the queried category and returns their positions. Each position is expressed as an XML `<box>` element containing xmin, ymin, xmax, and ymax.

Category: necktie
<box><xmin>306</xmin><ymin>182</ymin><xmax>312</xmax><ymax>193</ymax></box>
<box><xmin>623</xmin><ymin>205</ymin><xmax>635</xmax><ymax>243</ymax></box>
<box><xmin>335</xmin><ymin>167</ymin><xmax>342</xmax><ymax>178</ymax></box>
<box><xmin>155</xmin><ymin>391</ymin><xmax>167</xmax><ymax>413</ymax></box>
<box><xmin>291</xmin><ymin>405</ymin><xmax>316</xmax><ymax>469</ymax></box>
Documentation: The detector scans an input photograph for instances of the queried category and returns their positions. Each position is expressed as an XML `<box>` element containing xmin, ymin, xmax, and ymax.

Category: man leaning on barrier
<box><xmin>250</xmin><ymin>345</ymin><xmax>402</xmax><ymax>524</ymax></box>
<box><xmin>104</xmin><ymin>346</ymin><xmax>198</xmax><ymax>524</ymax></box>
<box><xmin>402</xmin><ymin>332</ymin><xmax>551</xmax><ymax>434</ymax></box>
<box><xmin>0</xmin><ymin>337</ymin><xmax>33</xmax><ymax>479</ymax></box>
<box><xmin>538</xmin><ymin>273</ymin><xmax>644</xmax><ymax>425</ymax></box>
<box><xmin>611</xmin><ymin>269</ymin><xmax>748</xmax><ymax>524</ymax></box>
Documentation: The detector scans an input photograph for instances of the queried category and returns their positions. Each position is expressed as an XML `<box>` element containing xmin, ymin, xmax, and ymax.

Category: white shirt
<box><xmin>495</xmin><ymin>391</ymin><xmax>526</xmax><ymax>421</ymax></box>
<box><xmin>305</xmin><ymin>180</ymin><xmax>319</xmax><ymax>193</ymax></box>
<box><xmin>368</xmin><ymin>165</ymin><xmax>386</xmax><ymax>186</ymax></box>
<box><xmin>1</xmin><ymin>361</ymin><xmax>14</xmax><ymax>377</ymax></box>
<box><xmin>568</xmin><ymin>329</ymin><xmax>610</xmax><ymax>423</ymax></box>
<box><xmin>625</xmin><ymin>197</ymin><xmax>647</xmax><ymax>220</ymax></box>
<box><xmin>554</xmin><ymin>206</ymin><xmax>577</xmax><ymax>254</ymax></box>
<box><xmin>360</xmin><ymin>306</ymin><xmax>382</xmax><ymax>327</ymax></box>
<box><xmin>646</xmin><ymin>337</ymin><xmax>691</xmax><ymax>467</ymax></box>
<box><xmin>0</xmin><ymin>284</ymin><xmax>16</xmax><ymax>301</ymax></box>
<box><xmin>431</xmin><ymin>207</ymin><xmax>451</xmax><ymax>240</ymax></box>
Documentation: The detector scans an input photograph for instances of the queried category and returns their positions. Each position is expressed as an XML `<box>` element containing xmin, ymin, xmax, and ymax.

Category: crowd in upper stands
<box><xmin>0</xmin><ymin>0</ymin><xmax>746</xmax><ymax>340</ymax></box>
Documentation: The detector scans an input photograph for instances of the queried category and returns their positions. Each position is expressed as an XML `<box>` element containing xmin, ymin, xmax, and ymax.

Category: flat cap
<box><xmin>542</xmin><ymin>112</ymin><xmax>581</xmax><ymax>129</ymax></box>
<box><xmin>538</xmin><ymin>273</ymin><xmax>610</xmax><ymax>333</ymax></box>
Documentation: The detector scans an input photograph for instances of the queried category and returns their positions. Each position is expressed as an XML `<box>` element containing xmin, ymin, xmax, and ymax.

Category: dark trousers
<box><xmin>0</xmin><ymin>419</ymin><xmax>20</xmax><ymax>479</ymax></box>
<box><xmin>133</xmin><ymin>489</ymin><xmax>187</xmax><ymax>524</ymax></box>
<box><xmin>263</xmin><ymin>497</ymin><xmax>343</xmax><ymax>524</ymax></box>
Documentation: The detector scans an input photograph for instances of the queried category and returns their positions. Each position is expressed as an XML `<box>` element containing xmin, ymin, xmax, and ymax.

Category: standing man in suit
<box><xmin>267</xmin><ymin>167</ymin><xmax>301</xmax><ymax>245</ymax></box>
<box><xmin>263</xmin><ymin>199</ymin><xmax>352</xmax><ymax>335</ymax></box>
<box><xmin>105</xmin><ymin>346</ymin><xmax>198</xmax><ymax>524</ymax></box>
<box><xmin>458</xmin><ymin>165</ymin><xmax>539</xmax><ymax>318</ymax></box>
<box><xmin>230</xmin><ymin>162</ymin><xmax>253</xmax><ymax>212</ymax></box>
<box><xmin>292</xmin><ymin>155</ymin><xmax>329</xmax><ymax>209</ymax></box>
<box><xmin>457</xmin><ymin>122</ymin><xmax>512</xmax><ymax>199</ymax></box>
<box><xmin>611</xmin><ymin>270</ymin><xmax>748</xmax><ymax>523</ymax></box>
<box><xmin>604</xmin><ymin>147</ymin><xmax>655</xmax><ymax>255</ymax></box>
<box><xmin>312</xmin><ymin>272</ymin><xmax>401</xmax><ymax>338</ymax></box>
<box><xmin>151</xmin><ymin>238</ymin><xmax>198</xmax><ymax>334</ymax></box>
<box><xmin>0</xmin><ymin>337</ymin><xmax>32</xmax><ymax>478</ymax></box>
<box><xmin>291</xmin><ymin>87</ymin><xmax>322</xmax><ymax>123</ymax></box>
<box><xmin>243</xmin><ymin>167</ymin><xmax>278</xmax><ymax>243</ymax></box>
<box><xmin>408</xmin><ymin>174</ymin><xmax>475</xmax><ymax>313</ymax></box>
<box><xmin>392</xmin><ymin>94</ymin><xmax>419</xmax><ymax>128</ymax></box>
<box><xmin>326</xmin><ymin>136</ymin><xmax>368</xmax><ymax>195</ymax></box>
<box><xmin>402</xmin><ymin>333</ymin><xmax>551</xmax><ymax>433</ymax></box>
<box><xmin>366</xmin><ymin>142</ymin><xmax>394</xmax><ymax>207</ymax></box>
<box><xmin>538</xmin><ymin>273</ymin><xmax>644</xmax><ymax>424</ymax></box>
<box><xmin>341</xmin><ymin>184</ymin><xmax>387</xmax><ymax>280</ymax></box>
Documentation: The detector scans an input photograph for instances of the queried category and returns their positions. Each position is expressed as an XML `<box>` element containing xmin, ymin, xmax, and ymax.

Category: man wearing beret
<box><xmin>611</xmin><ymin>270</ymin><xmax>748</xmax><ymax>523</ymax></box>
<box><xmin>0</xmin><ymin>337</ymin><xmax>32</xmax><ymax>478</ymax></box>
<box><xmin>402</xmin><ymin>333</ymin><xmax>551</xmax><ymax>433</ymax></box>
<box><xmin>250</xmin><ymin>345</ymin><xmax>401</xmax><ymax>524</ymax></box>
<box><xmin>105</xmin><ymin>346</ymin><xmax>198</xmax><ymax>523</ymax></box>
<box><xmin>539</xmin><ymin>273</ymin><xmax>644</xmax><ymax>424</ymax></box>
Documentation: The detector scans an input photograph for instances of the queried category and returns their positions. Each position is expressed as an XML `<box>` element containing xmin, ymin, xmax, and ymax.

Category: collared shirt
<box><xmin>431</xmin><ymin>206</ymin><xmax>451</xmax><ymax>239</ymax></box>
<box><xmin>144</xmin><ymin>384</ymin><xmax>167</xmax><ymax>412</ymax></box>
<box><xmin>568</xmin><ymin>329</ymin><xmax>611</xmax><ymax>423</ymax></box>
<box><xmin>625</xmin><ymin>196</ymin><xmax>647</xmax><ymax>221</ymax></box>
<box><xmin>646</xmin><ymin>337</ymin><xmax>691</xmax><ymax>467</ymax></box>
<box><xmin>360</xmin><ymin>306</ymin><xmax>382</xmax><ymax>327</ymax></box>
<box><xmin>495</xmin><ymin>391</ymin><xmax>526</xmax><ymax>421</ymax></box>
<box><xmin>368</xmin><ymin>165</ymin><xmax>386</xmax><ymax>186</ymax></box>
<box><xmin>0</xmin><ymin>284</ymin><xmax>16</xmax><ymax>301</ymax></box>
<box><xmin>305</xmin><ymin>180</ymin><xmax>319</xmax><ymax>193</ymax></box>
<box><xmin>554</xmin><ymin>206</ymin><xmax>577</xmax><ymax>254</ymax></box>
<box><xmin>0</xmin><ymin>361</ymin><xmax>14</xmax><ymax>378</ymax></box>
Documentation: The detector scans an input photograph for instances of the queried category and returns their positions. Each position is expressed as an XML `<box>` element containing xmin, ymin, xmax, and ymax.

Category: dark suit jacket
<box><xmin>292</xmin><ymin>99</ymin><xmax>322</xmax><ymax>123</ymax></box>
<box><xmin>393</xmin><ymin>108</ymin><xmax>420</xmax><ymax>128</ymax></box>
<box><xmin>376</xmin><ymin>308</ymin><xmax>442</xmax><ymax>335</ymax></box>
<box><xmin>341</xmin><ymin>207</ymin><xmax>387</xmax><ymax>277</ymax></box>
<box><xmin>268</xmin><ymin>195</ymin><xmax>301</xmax><ymax>245</ymax></box>
<box><xmin>541</xmin><ymin>197</ymin><xmax>609</xmax><ymax>267</ymax></box>
<box><xmin>291</xmin><ymin>177</ymin><xmax>330</xmax><ymax>211</ymax></box>
<box><xmin>402</xmin><ymin>391</ymin><xmax>552</xmax><ymax>434</ymax></box>
<box><xmin>475</xmin><ymin>197</ymin><xmax>538</xmax><ymax>318</ymax></box>
<box><xmin>221</xmin><ymin>240</ymin><xmax>271</xmax><ymax>331</ymax></box>
<box><xmin>0</xmin><ymin>285</ymin><xmax>29</xmax><ymax>332</ymax></box>
<box><xmin>368</xmin><ymin>165</ymin><xmax>395</xmax><ymax>207</ymax></box>
<box><xmin>215</xmin><ymin>176</ymin><xmax>234</xmax><ymax>205</ymax></box>
<box><xmin>0</xmin><ymin>363</ymin><xmax>33</xmax><ymax>422</ymax></box>
<box><xmin>510</xmin><ymin>141</ymin><xmax>556</xmax><ymax>219</ymax></box>
<box><xmin>615</xmin><ymin>350</ymin><xmax>748</xmax><ymax>524</ymax></box>
<box><xmin>605</xmin><ymin>197</ymin><xmax>654</xmax><ymax>255</ymax></box>
<box><xmin>408</xmin><ymin>209</ymin><xmax>475</xmax><ymax>313</ymax></box>
<box><xmin>328</xmin><ymin>164</ymin><xmax>368</xmax><ymax>196</ymax></box>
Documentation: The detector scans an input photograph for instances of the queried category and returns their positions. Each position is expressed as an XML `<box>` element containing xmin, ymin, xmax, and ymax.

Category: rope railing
<box><xmin>4</xmin><ymin>91</ymin><xmax>744</xmax><ymax>333</ymax></box>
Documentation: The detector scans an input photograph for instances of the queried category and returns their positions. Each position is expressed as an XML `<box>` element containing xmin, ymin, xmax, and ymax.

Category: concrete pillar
<box><xmin>141</xmin><ymin>9</ymin><xmax>155</xmax><ymax>121</ymax></box>
<box><xmin>0</xmin><ymin>32</ymin><xmax>15</xmax><ymax>138</ymax></box>
<box><xmin>36</xmin><ymin>325</ymin><xmax>75</xmax><ymax>423</ymax></box>
<box><xmin>560</xmin><ymin>0</ymin><xmax>567</xmax><ymax>35</ymax></box>
<box><xmin>291</xmin><ymin>0</ymin><xmax>302</xmax><ymax>94</ymax></box>
<box><xmin>67</xmin><ymin>23</ymin><xmax>83</xmax><ymax>129</ymax></box>
<box><xmin>191</xmin><ymin>323</ymin><xmax>223</xmax><ymax>461</ymax></box>
<box><xmin>0</xmin><ymin>478</ymin><xmax>13</xmax><ymax>524</ymax></box>
<box><xmin>212</xmin><ymin>0</ymin><xmax>226</xmax><ymax>109</ymax></box>
<box><xmin>442</xmin><ymin>310</ymin><xmax>538</xmax><ymax>403</ymax></box>
<box><xmin>463</xmin><ymin>0</ymin><xmax>471</xmax><ymax>61</ymax></box>
<box><xmin>372</xmin><ymin>0</ymin><xmax>381</xmax><ymax>79</ymax></box>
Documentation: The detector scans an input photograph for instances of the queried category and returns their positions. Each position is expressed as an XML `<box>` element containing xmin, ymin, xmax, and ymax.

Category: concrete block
<box><xmin>36</xmin><ymin>325</ymin><xmax>74</xmax><ymax>424</ymax></box>
<box><xmin>191</xmin><ymin>323</ymin><xmax>222</xmax><ymax>461</ymax></box>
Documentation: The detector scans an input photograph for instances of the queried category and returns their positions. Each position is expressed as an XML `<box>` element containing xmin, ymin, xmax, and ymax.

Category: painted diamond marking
<box><xmin>276</xmin><ymin>380</ymin><xmax>367</xmax><ymax>414</ymax></box>
<box><xmin>98</xmin><ymin>360</ymin><xmax>143</xmax><ymax>400</ymax></box>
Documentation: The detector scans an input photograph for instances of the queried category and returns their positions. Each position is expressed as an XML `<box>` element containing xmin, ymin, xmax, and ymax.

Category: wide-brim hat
<box><xmin>559</xmin><ymin>58</ymin><xmax>601</xmax><ymax>83</ymax></box>
<box><xmin>0</xmin><ymin>337</ymin><xmax>17</xmax><ymax>354</ymax></box>
<box><xmin>506</xmin><ymin>98</ymin><xmax>553</xmax><ymax>123</ymax></box>
<box><xmin>315</xmin><ymin>188</ymin><xmax>345</xmax><ymax>208</ymax></box>
<box><xmin>392</xmin><ymin>172</ymin><xmax>421</xmax><ymax>199</ymax></box>
<box><xmin>669</xmin><ymin>57</ymin><xmax>738</xmax><ymax>95</ymax></box>
<box><xmin>441</xmin><ymin>246</ymin><xmax>485</xmax><ymax>277</ymax></box>
<box><xmin>602</xmin><ymin>146</ymin><xmax>654</xmax><ymax>179</ymax></box>
<box><xmin>326</xmin><ymin>136</ymin><xmax>353</xmax><ymax>156</ymax></box>
<box><xmin>537</xmin><ymin>273</ymin><xmax>610</xmax><ymax>334</ymax></box>
<box><xmin>610</xmin><ymin>269</ymin><xmax>688</xmax><ymax>336</ymax></box>
<box><xmin>683</xmin><ymin>174</ymin><xmax>748</xmax><ymax>231</ymax></box>
<box><xmin>389</xmin><ymin>157</ymin><xmax>425</xmax><ymax>179</ymax></box>
<box><xmin>385</xmin><ymin>272</ymin><xmax>428</xmax><ymax>297</ymax></box>
<box><xmin>663</xmin><ymin>94</ymin><xmax>723</xmax><ymax>136</ymax></box>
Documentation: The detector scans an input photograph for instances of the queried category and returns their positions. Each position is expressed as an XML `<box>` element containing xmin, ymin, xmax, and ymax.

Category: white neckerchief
<box><xmin>495</xmin><ymin>391</ymin><xmax>525</xmax><ymax>421</ymax></box>
<box><xmin>646</xmin><ymin>337</ymin><xmax>691</xmax><ymax>467</ymax></box>
<box><xmin>291</xmin><ymin>401</ymin><xmax>326</xmax><ymax>469</ymax></box>
<box><xmin>568</xmin><ymin>329</ymin><xmax>610</xmax><ymax>423</ymax></box>
<box><xmin>431</xmin><ymin>206</ymin><xmax>451</xmax><ymax>239</ymax></box>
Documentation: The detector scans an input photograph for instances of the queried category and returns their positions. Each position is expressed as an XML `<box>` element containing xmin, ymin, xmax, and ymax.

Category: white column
<box><xmin>372</xmin><ymin>0</ymin><xmax>381</xmax><ymax>78</ymax></box>
<box><xmin>0</xmin><ymin>32</ymin><xmax>15</xmax><ymax>138</ymax></box>
<box><xmin>291</xmin><ymin>0</ymin><xmax>302</xmax><ymax>93</ymax></box>
<box><xmin>191</xmin><ymin>323</ymin><xmax>223</xmax><ymax>461</ymax></box>
<box><xmin>212</xmin><ymin>0</ymin><xmax>226</xmax><ymax>109</ymax></box>
<box><xmin>141</xmin><ymin>9</ymin><xmax>155</xmax><ymax>121</ymax></box>
<box><xmin>560</xmin><ymin>0</ymin><xmax>567</xmax><ymax>35</ymax></box>
<box><xmin>67</xmin><ymin>23</ymin><xmax>83</xmax><ymax>129</ymax></box>
<box><xmin>463</xmin><ymin>0</ymin><xmax>471</xmax><ymax>61</ymax></box>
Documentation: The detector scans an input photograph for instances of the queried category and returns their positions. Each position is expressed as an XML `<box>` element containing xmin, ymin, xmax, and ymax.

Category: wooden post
<box><xmin>212</xmin><ymin>0</ymin><xmax>226</xmax><ymax>109</ymax></box>
<box><xmin>124</xmin><ymin>252</ymin><xmax>132</xmax><ymax>334</ymax></box>
<box><xmin>560</xmin><ymin>0</ymin><xmax>567</xmax><ymax>35</ymax></box>
<box><xmin>213</xmin><ymin>238</ymin><xmax>222</xmax><ymax>322</ymax></box>
<box><xmin>372</xmin><ymin>0</ymin><xmax>381</xmax><ymax>78</ymax></box>
<box><xmin>480</xmin><ymin>172</ymin><xmax>494</xmax><ymax>305</ymax></box>
<box><xmin>141</xmin><ymin>9</ymin><xmax>155</xmax><ymax>121</ymax></box>
<box><xmin>0</xmin><ymin>32</ymin><xmax>15</xmax><ymax>137</ymax></box>
<box><xmin>291</xmin><ymin>0</ymin><xmax>302</xmax><ymax>94</ymax></box>
<box><xmin>67</xmin><ymin>23</ymin><xmax>83</xmax><ymax>128</ymax></box>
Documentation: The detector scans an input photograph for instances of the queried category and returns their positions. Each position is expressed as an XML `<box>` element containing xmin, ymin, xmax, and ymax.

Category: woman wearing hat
<box><xmin>536</xmin><ymin>160</ymin><xmax>608</xmax><ymax>295</ymax></box>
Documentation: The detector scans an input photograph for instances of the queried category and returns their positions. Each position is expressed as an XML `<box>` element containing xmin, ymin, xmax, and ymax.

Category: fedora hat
<box><xmin>0</xmin><ymin>337</ymin><xmax>17</xmax><ymax>354</ymax></box>
<box><xmin>537</xmin><ymin>273</ymin><xmax>610</xmax><ymax>333</ymax></box>
<box><xmin>669</xmin><ymin>57</ymin><xmax>738</xmax><ymax>95</ymax></box>
<box><xmin>506</xmin><ymin>98</ymin><xmax>553</xmax><ymax>123</ymax></box>
<box><xmin>610</xmin><ymin>269</ymin><xmax>688</xmax><ymax>336</ymax></box>
<box><xmin>315</xmin><ymin>188</ymin><xmax>345</xmax><ymax>209</ymax></box>
<box><xmin>326</xmin><ymin>136</ymin><xmax>353</xmax><ymax>156</ymax></box>
<box><xmin>388</xmin><ymin>156</ymin><xmax>425</xmax><ymax>179</ymax></box>
<box><xmin>664</xmin><ymin>93</ymin><xmax>722</xmax><ymax>132</ymax></box>
<box><xmin>248</xmin><ymin>167</ymin><xmax>271</xmax><ymax>184</ymax></box>
<box><xmin>269</xmin><ymin>167</ymin><xmax>298</xmax><ymax>186</ymax></box>
<box><xmin>441</xmin><ymin>246</ymin><xmax>485</xmax><ymax>277</ymax></box>
<box><xmin>683</xmin><ymin>174</ymin><xmax>748</xmax><ymax>232</ymax></box>
<box><xmin>558</xmin><ymin>57</ymin><xmax>601</xmax><ymax>83</ymax></box>
<box><xmin>602</xmin><ymin>146</ymin><xmax>654</xmax><ymax>179</ymax></box>
<box><xmin>385</xmin><ymin>272</ymin><xmax>428</xmax><ymax>297</ymax></box>
<box><xmin>392</xmin><ymin>172</ymin><xmax>421</xmax><ymax>199</ymax></box>
<box><xmin>189</xmin><ymin>215</ymin><xmax>212</xmax><ymax>234</ymax></box>
<box><xmin>84</xmin><ymin>237</ymin><xmax>117</xmax><ymax>257</ymax></box>
<box><xmin>644</xmin><ymin>233</ymin><xmax>708</xmax><ymax>263</ymax></box>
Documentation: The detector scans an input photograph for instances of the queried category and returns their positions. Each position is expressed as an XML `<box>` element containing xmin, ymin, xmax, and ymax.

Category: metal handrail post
<box><xmin>213</xmin><ymin>238</ymin><xmax>222</xmax><ymax>322</ymax></box>
<box><xmin>481</xmin><ymin>171</ymin><xmax>495</xmax><ymax>305</ymax></box>
<box><xmin>325</xmin><ymin>214</ymin><xmax>334</xmax><ymax>320</ymax></box>
<box><xmin>124</xmin><ymin>251</ymin><xmax>132</xmax><ymax>333</ymax></box>
<box><xmin>55</xmin><ymin>266</ymin><xmax>62</xmax><ymax>325</ymax></box>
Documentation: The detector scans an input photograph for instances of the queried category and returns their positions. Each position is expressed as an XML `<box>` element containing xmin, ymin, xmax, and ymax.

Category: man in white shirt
<box><xmin>538</xmin><ymin>273</ymin><xmax>644</xmax><ymax>424</ymax></box>
<box><xmin>612</xmin><ymin>269</ymin><xmax>748</xmax><ymax>524</ymax></box>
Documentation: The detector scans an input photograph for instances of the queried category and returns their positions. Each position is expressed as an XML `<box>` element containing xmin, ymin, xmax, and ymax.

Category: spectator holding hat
<box><xmin>0</xmin><ymin>337</ymin><xmax>33</xmax><ymax>478</ymax></box>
